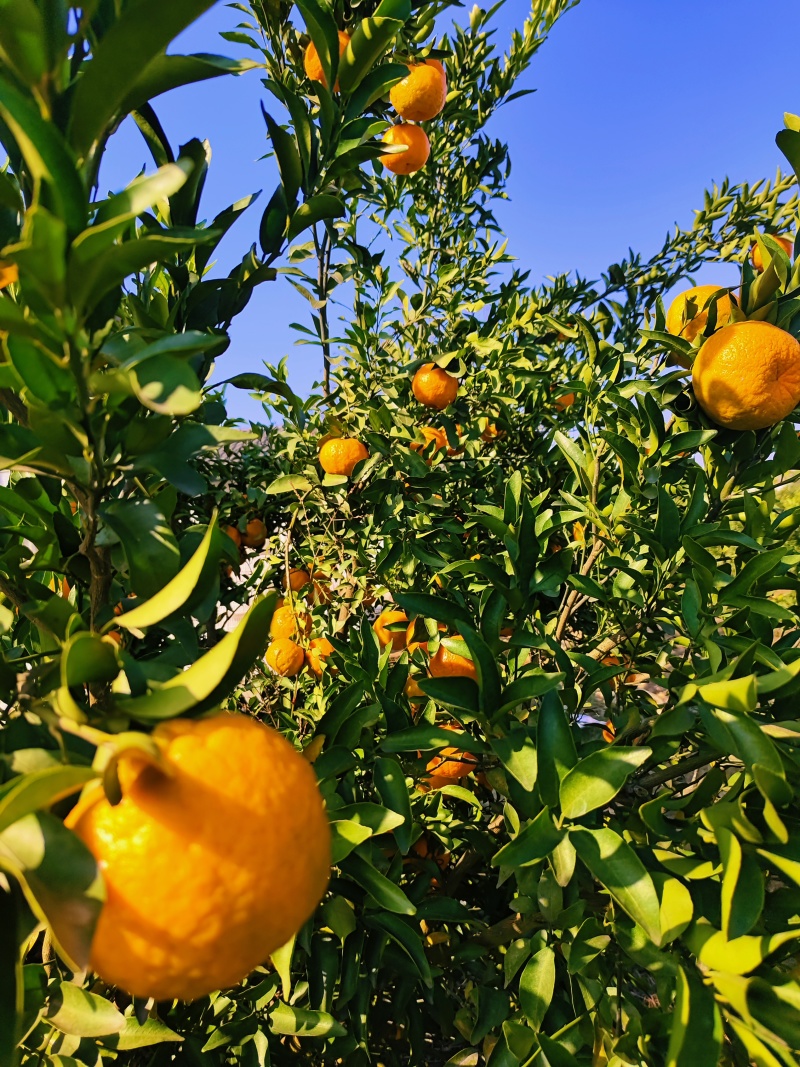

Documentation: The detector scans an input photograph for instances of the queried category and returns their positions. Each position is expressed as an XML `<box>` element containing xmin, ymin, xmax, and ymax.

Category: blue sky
<box><xmin>101</xmin><ymin>0</ymin><xmax>800</xmax><ymax>423</ymax></box>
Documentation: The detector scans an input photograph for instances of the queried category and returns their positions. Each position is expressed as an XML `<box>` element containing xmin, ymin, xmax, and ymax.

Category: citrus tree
<box><xmin>4</xmin><ymin>1</ymin><xmax>800</xmax><ymax>1066</ymax></box>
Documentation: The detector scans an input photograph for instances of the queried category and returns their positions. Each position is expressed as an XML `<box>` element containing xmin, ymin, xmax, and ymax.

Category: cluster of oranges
<box><xmin>302</xmin><ymin>31</ymin><xmax>446</xmax><ymax>177</ymax></box>
<box><xmin>264</xmin><ymin>567</ymin><xmax>335</xmax><ymax>679</ymax></box>
<box><xmin>666</xmin><ymin>234</ymin><xmax>800</xmax><ymax>432</ymax></box>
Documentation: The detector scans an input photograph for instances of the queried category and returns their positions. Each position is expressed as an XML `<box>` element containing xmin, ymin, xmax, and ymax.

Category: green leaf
<box><xmin>394</xmin><ymin>592</ymin><xmax>474</xmax><ymax>631</ymax></box>
<box><xmin>537</xmin><ymin>691</ymin><xmax>577</xmax><ymax>808</ymax></box>
<box><xmin>373</xmin><ymin>757</ymin><xmax>412</xmax><ymax>853</ymax></box>
<box><xmin>265</xmin><ymin>474</ymin><xmax>313</xmax><ymax>495</ymax></box>
<box><xmin>496</xmin><ymin>672</ymin><xmax>565</xmax><ymax>716</ymax></box>
<box><xmin>287</xmin><ymin>194</ymin><xmax>345</xmax><ymax>240</ymax></box>
<box><xmin>331</xmin><ymin>803</ymin><xmax>404</xmax><ymax>836</ymax></box>
<box><xmin>330</xmin><ymin>819</ymin><xmax>373</xmax><ymax>863</ymax></box>
<box><xmin>490</xmin><ymin>728</ymin><xmax>538</xmax><ymax>790</ymax></box>
<box><xmin>67</xmin><ymin>0</ymin><xmax>219</xmax><ymax>158</ymax></box>
<box><xmin>0</xmin><ymin>812</ymin><xmax>103</xmax><ymax>973</ymax></box>
<box><xmin>341</xmin><ymin>850</ymin><xmax>416</xmax><ymax>915</ymax></box>
<box><xmin>653</xmin><ymin>873</ymin><xmax>694</xmax><ymax>944</ymax></box>
<box><xmin>0</xmin><ymin>765</ymin><xmax>96</xmax><ymax>835</ymax></box>
<box><xmin>777</xmin><ymin>128</ymin><xmax>800</xmax><ymax>186</ymax></box>
<box><xmin>115</xmin><ymin>594</ymin><xmax>277</xmax><ymax>721</ymax></box>
<box><xmin>518</xmin><ymin>946</ymin><xmax>555</xmax><ymax>1030</ymax></box>
<box><xmin>492</xmin><ymin>807</ymin><xmax>564</xmax><ymax>869</ymax></box>
<box><xmin>102</xmin><ymin>1014</ymin><xmax>184</xmax><ymax>1050</ymax></box>
<box><xmin>269</xmin><ymin>1002</ymin><xmax>346</xmax><ymax>1039</ymax></box>
<box><xmin>101</xmin><ymin>498</ymin><xmax>181</xmax><ymax>598</ymax></box>
<box><xmin>718</xmin><ymin>827</ymin><xmax>764</xmax><ymax>940</ymax></box>
<box><xmin>0</xmin><ymin>74</ymin><xmax>86</xmax><ymax>234</ymax></box>
<box><xmin>0</xmin><ymin>0</ymin><xmax>47</xmax><ymax>88</ymax></box>
<box><xmin>365</xmin><ymin>912</ymin><xmax>432</xmax><ymax>987</ymax></box>
<box><xmin>45</xmin><ymin>983</ymin><xmax>125</xmax><ymax>1038</ymax></box>
<box><xmin>120</xmin><ymin>53</ymin><xmax>257</xmax><ymax>116</ymax></box>
<box><xmin>379</xmin><ymin>724</ymin><xmax>487</xmax><ymax>756</ymax></box>
<box><xmin>338</xmin><ymin>0</ymin><xmax>411</xmax><ymax>94</ymax></box>
<box><xmin>262</xmin><ymin>109</ymin><xmax>302</xmax><ymax>204</ymax></box>
<box><xmin>115</xmin><ymin>518</ymin><xmax>218</xmax><ymax>630</ymax></box>
<box><xmin>559</xmin><ymin>747</ymin><xmax>651</xmax><ymax>820</ymax></box>
<box><xmin>417</xmin><ymin>675</ymin><xmax>479</xmax><ymax>713</ymax></box>
<box><xmin>685</xmin><ymin>922</ymin><xmax>800</xmax><ymax>976</ymax></box>
<box><xmin>665</xmin><ymin>966</ymin><xmax>723</xmax><ymax>1067</ymax></box>
<box><xmin>572</xmin><ymin>827</ymin><xmax>661</xmax><ymax>945</ymax></box>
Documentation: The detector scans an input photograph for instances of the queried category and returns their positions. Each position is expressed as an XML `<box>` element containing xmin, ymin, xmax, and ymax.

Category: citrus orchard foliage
<box><xmin>2</xmin><ymin>1</ymin><xmax>800</xmax><ymax>1066</ymax></box>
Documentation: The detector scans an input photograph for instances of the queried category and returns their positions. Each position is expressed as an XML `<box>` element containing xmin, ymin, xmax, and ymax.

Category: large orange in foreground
<box><xmin>380</xmin><ymin>124</ymin><xmax>430</xmax><ymax>175</ymax></box>
<box><xmin>66</xmin><ymin>714</ymin><xmax>331</xmax><ymax>1001</ymax></box>
<box><xmin>390</xmin><ymin>59</ymin><xmax>447</xmax><ymax>122</ymax></box>
<box><xmin>692</xmin><ymin>320</ymin><xmax>800</xmax><ymax>430</ymax></box>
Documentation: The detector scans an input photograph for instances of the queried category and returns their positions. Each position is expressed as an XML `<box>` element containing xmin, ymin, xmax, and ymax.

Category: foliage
<box><xmin>2</xmin><ymin>0</ymin><xmax>800</xmax><ymax>1066</ymax></box>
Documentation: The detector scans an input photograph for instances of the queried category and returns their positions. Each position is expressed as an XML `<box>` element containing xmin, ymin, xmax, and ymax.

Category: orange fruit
<box><xmin>319</xmin><ymin>437</ymin><xmax>369</xmax><ymax>477</ymax></box>
<box><xmin>602</xmin><ymin>720</ymin><xmax>616</xmax><ymax>743</ymax></box>
<box><xmin>480</xmin><ymin>421</ymin><xmax>504</xmax><ymax>442</ymax></box>
<box><xmin>306</xmin><ymin>637</ymin><xmax>334</xmax><ymax>677</ymax></box>
<box><xmin>412</xmin><ymin>363</ymin><xmax>459</xmax><ymax>410</ymax></box>
<box><xmin>65</xmin><ymin>713</ymin><xmax>330</xmax><ymax>1001</ymax></box>
<box><xmin>404</xmin><ymin>675</ymin><xmax>427</xmax><ymax>702</ymax></box>
<box><xmin>265</xmin><ymin>638</ymin><xmax>305</xmax><ymax>677</ymax></box>
<box><xmin>380</xmin><ymin>124</ymin><xmax>430</xmax><ymax>175</ymax></box>
<box><xmin>303</xmin><ymin>30</ymin><xmax>350</xmax><ymax>91</ymax></box>
<box><xmin>666</xmin><ymin>285</ymin><xmax>732</xmax><ymax>342</ymax></box>
<box><xmin>554</xmin><ymin>392</ymin><xmax>575</xmax><ymax>413</ymax></box>
<box><xmin>390</xmin><ymin>59</ymin><xmax>447</xmax><ymax>122</ymax></box>
<box><xmin>241</xmin><ymin>518</ymin><xmax>267</xmax><ymax>548</ymax></box>
<box><xmin>410</xmin><ymin>425</ymin><xmax>448</xmax><ymax>459</ymax></box>
<box><xmin>373</xmin><ymin>609</ymin><xmax>409</xmax><ymax>652</ymax></box>
<box><xmin>283</xmin><ymin>568</ymin><xmax>311</xmax><ymax>593</ymax></box>
<box><xmin>429</xmin><ymin>637</ymin><xmax>478</xmax><ymax>682</ymax></box>
<box><xmin>692</xmin><ymin>320</ymin><xmax>800</xmax><ymax>431</ymax></box>
<box><xmin>0</xmin><ymin>261</ymin><xmax>18</xmax><ymax>290</ymax></box>
<box><xmin>751</xmin><ymin>234</ymin><xmax>793</xmax><ymax>272</ymax></box>
<box><xmin>410</xmin><ymin>832</ymin><xmax>450</xmax><ymax>871</ymax></box>
<box><xmin>425</xmin><ymin>724</ymin><xmax>478</xmax><ymax>786</ymax></box>
<box><xmin>270</xmin><ymin>602</ymin><xmax>312</xmax><ymax>641</ymax></box>
<box><xmin>225</xmin><ymin>525</ymin><xmax>242</xmax><ymax>548</ymax></box>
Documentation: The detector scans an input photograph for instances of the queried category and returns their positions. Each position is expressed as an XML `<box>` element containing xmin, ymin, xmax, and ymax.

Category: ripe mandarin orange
<box><xmin>412</xmin><ymin>363</ymin><xmax>459</xmax><ymax>409</ymax></box>
<box><xmin>65</xmin><ymin>713</ymin><xmax>330</xmax><ymax>1001</ymax></box>
<box><xmin>410</xmin><ymin>425</ymin><xmax>448</xmax><ymax>459</ymax></box>
<box><xmin>429</xmin><ymin>637</ymin><xmax>478</xmax><ymax>682</ymax></box>
<box><xmin>241</xmin><ymin>518</ymin><xmax>267</xmax><ymax>548</ymax></box>
<box><xmin>666</xmin><ymin>285</ymin><xmax>732</xmax><ymax>342</ymax></box>
<box><xmin>303</xmin><ymin>30</ymin><xmax>350</xmax><ymax>91</ymax></box>
<box><xmin>380</xmin><ymin>124</ymin><xmax>430</xmax><ymax>175</ymax></box>
<box><xmin>692</xmin><ymin>320</ymin><xmax>800</xmax><ymax>430</ymax></box>
<box><xmin>390</xmin><ymin>59</ymin><xmax>447</xmax><ymax>122</ymax></box>
<box><xmin>554</xmin><ymin>392</ymin><xmax>575</xmax><ymax>413</ymax></box>
<box><xmin>270</xmin><ymin>602</ymin><xmax>312</xmax><ymax>641</ymax></box>
<box><xmin>0</xmin><ymin>261</ymin><xmax>18</xmax><ymax>290</ymax></box>
<box><xmin>319</xmin><ymin>437</ymin><xmax>369</xmax><ymax>476</ymax></box>
<box><xmin>373</xmin><ymin>609</ymin><xmax>409</xmax><ymax>652</ymax></box>
<box><xmin>306</xmin><ymin>636</ymin><xmax>334</xmax><ymax>677</ymax></box>
<box><xmin>425</xmin><ymin>724</ymin><xmax>478</xmax><ymax>788</ymax></box>
<box><xmin>225</xmin><ymin>525</ymin><xmax>242</xmax><ymax>548</ymax></box>
<box><xmin>265</xmin><ymin>638</ymin><xmax>305</xmax><ymax>677</ymax></box>
<box><xmin>284</xmin><ymin>568</ymin><xmax>311</xmax><ymax>593</ymax></box>
<box><xmin>751</xmin><ymin>234</ymin><xmax>793</xmax><ymax>272</ymax></box>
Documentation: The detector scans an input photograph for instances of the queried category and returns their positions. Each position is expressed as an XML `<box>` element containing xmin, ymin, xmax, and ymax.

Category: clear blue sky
<box><xmin>100</xmin><ymin>0</ymin><xmax>800</xmax><ymax>423</ymax></box>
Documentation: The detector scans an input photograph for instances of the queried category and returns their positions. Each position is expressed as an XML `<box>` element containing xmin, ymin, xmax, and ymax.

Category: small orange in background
<box><xmin>303</xmin><ymin>30</ymin><xmax>350</xmax><ymax>91</ymax></box>
<box><xmin>480</xmin><ymin>421</ymin><xmax>504</xmax><ymax>442</ymax></box>
<box><xmin>284</xmin><ymin>568</ymin><xmax>311</xmax><ymax>593</ymax></box>
<box><xmin>602</xmin><ymin>719</ymin><xmax>616</xmax><ymax>743</ymax></box>
<box><xmin>665</xmin><ymin>284</ymin><xmax>732</xmax><ymax>342</ymax></box>
<box><xmin>390</xmin><ymin>59</ymin><xmax>447</xmax><ymax>122</ymax></box>
<box><xmin>410</xmin><ymin>425</ymin><xmax>448</xmax><ymax>459</ymax></box>
<box><xmin>319</xmin><ymin>437</ymin><xmax>369</xmax><ymax>477</ymax></box>
<box><xmin>404</xmin><ymin>674</ymin><xmax>427</xmax><ymax>702</ymax></box>
<box><xmin>380</xmin><ymin>124</ymin><xmax>430</xmax><ymax>175</ymax></box>
<box><xmin>373</xmin><ymin>609</ymin><xmax>409</xmax><ymax>652</ymax></box>
<box><xmin>0</xmin><ymin>261</ymin><xmax>18</xmax><ymax>290</ymax></box>
<box><xmin>265</xmin><ymin>638</ymin><xmax>305</xmax><ymax>677</ymax></box>
<box><xmin>241</xmin><ymin>518</ymin><xmax>267</xmax><ymax>548</ymax></box>
<box><xmin>554</xmin><ymin>391</ymin><xmax>575</xmax><ymax>413</ymax></box>
<box><xmin>429</xmin><ymin>636</ymin><xmax>478</xmax><ymax>682</ymax></box>
<box><xmin>270</xmin><ymin>601</ymin><xmax>312</xmax><ymax>641</ymax></box>
<box><xmin>424</xmin><ymin>723</ymin><xmax>478</xmax><ymax>789</ymax></box>
<box><xmin>306</xmin><ymin>637</ymin><xmax>334</xmax><ymax>677</ymax></box>
<box><xmin>412</xmin><ymin>363</ymin><xmax>459</xmax><ymax>409</ymax></box>
<box><xmin>225</xmin><ymin>525</ymin><xmax>242</xmax><ymax>548</ymax></box>
<box><xmin>751</xmin><ymin>234</ymin><xmax>793</xmax><ymax>272</ymax></box>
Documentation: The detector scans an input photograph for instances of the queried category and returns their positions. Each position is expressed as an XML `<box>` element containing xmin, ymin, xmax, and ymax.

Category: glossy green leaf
<box><xmin>100</xmin><ymin>498</ymin><xmax>181</xmax><ymax>598</ymax></box>
<box><xmin>0</xmin><ymin>812</ymin><xmax>103</xmax><ymax>973</ymax></box>
<box><xmin>537</xmin><ymin>691</ymin><xmax>577</xmax><ymax>808</ymax></box>
<box><xmin>45</xmin><ymin>983</ymin><xmax>125</xmax><ymax>1038</ymax></box>
<box><xmin>102</xmin><ymin>1014</ymin><xmax>184</xmax><ymax>1050</ymax></box>
<box><xmin>492</xmin><ymin>807</ymin><xmax>563</xmax><ymax>869</ymax></box>
<box><xmin>665</xmin><ymin>966</ymin><xmax>722</xmax><ymax>1067</ymax></box>
<box><xmin>341</xmin><ymin>850</ymin><xmax>416</xmax><ymax>915</ymax></box>
<box><xmin>559</xmin><ymin>746</ymin><xmax>651</xmax><ymax>819</ymax></box>
<box><xmin>373</xmin><ymin>757</ymin><xmax>413</xmax><ymax>852</ymax></box>
<box><xmin>338</xmin><ymin>0</ymin><xmax>411</xmax><ymax>94</ymax></box>
<box><xmin>0</xmin><ymin>764</ymin><xmax>96</xmax><ymax>835</ymax></box>
<box><xmin>379</xmin><ymin>724</ymin><xmax>487</xmax><ymax>756</ymax></box>
<box><xmin>490</xmin><ymin>728</ymin><xmax>538</xmax><ymax>790</ymax></box>
<box><xmin>518</xmin><ymin>946</ymin><xmax>555</xmax><ymax>1030</ymax></box>
<box><xmin>366</xmin><ymin>912</ymin><xmax>432</xmax><ymax>987</ymax></box>
<box><xmin>269</xmin><ymin>1001</ymin><xmax>346</xmax><ymax>1038</ymax></box>
<box><xmin>718</xmin><ymin>827</ymin><xmax>764</xmax><ymax>939</ymax></box>
<box><xmin>572</xmin><ymin>827</ymin><xmax>661</xmax><ymax>945</ymax></box>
